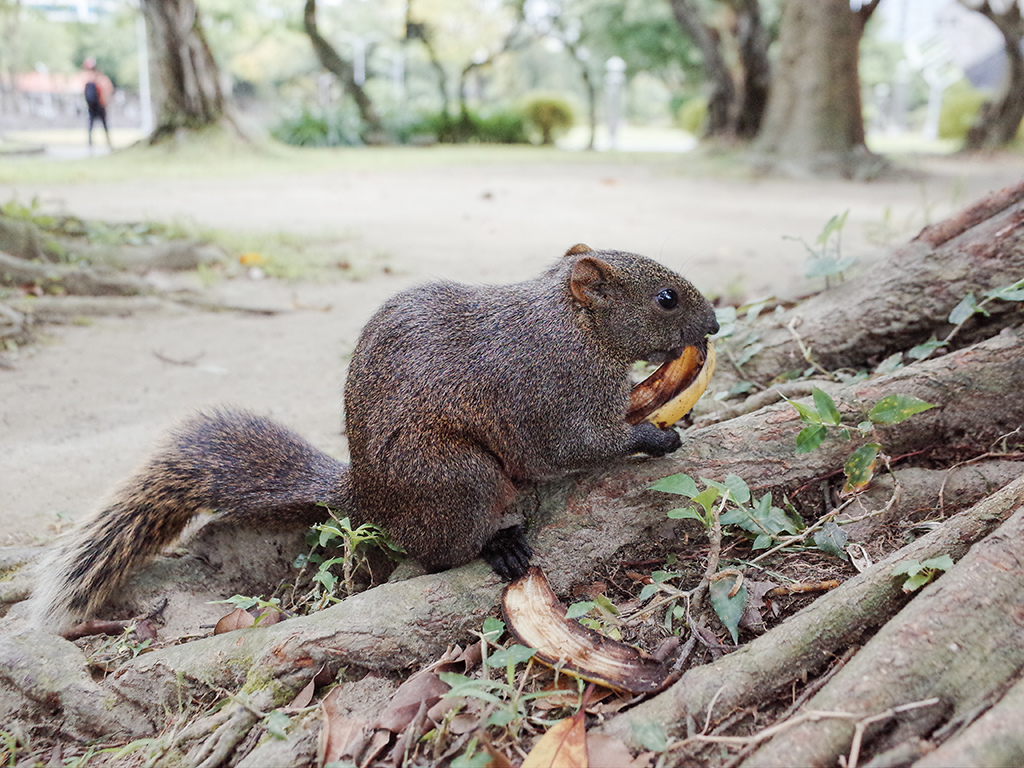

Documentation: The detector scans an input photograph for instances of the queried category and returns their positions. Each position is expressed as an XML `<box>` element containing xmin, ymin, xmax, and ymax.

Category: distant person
<box><xmin>82</xmin><ymin>58</ymin><xmax>113</xmax><ymax>150</ymax></box>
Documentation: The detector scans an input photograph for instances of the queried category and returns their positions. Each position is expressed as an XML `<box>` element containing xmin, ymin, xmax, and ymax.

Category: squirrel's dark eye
<box><xmin>656</xmin><ymin>288</ymin><xmax>679</xmax><ymax>310</ymax></box>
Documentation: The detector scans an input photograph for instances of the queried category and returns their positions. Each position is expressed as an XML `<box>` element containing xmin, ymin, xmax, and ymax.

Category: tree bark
<box><xmin>303</xmin><ymin>0</ymin><xmax>385</xmax><ymax>142</ymax></box>
<box><xmin>603</xmin><ymin>473</ymin><xmax>1024</xmax><ymax>754</ymax></box>
<box><xmin>751</xmin><ymin>0</ymin><xmax>883</xmax><ymax>178</ymax></box>
<box><xmin>740</xmin><ymin>504</ymin><xmax>1024</xmax><ymax>767</ymax></box>
<box><xmin>962</xmin><ymin>0</ymin><xmax>1024</xmax><ymax>150</ymax></box>
<box><xmin>140</xmin><ymin>0</ymin><xmax>238</xmax><ymax>143</ymax></box>
<box><xmin>716</xmin><ymin>177</ymin><xmax>1024</xmax><ymax>386</ymax></box>
<box><xmin>668</xmin><ymin>0</ymin><xmax>736</xmax><ymax>138</ymax></box>
<box><xmin>728</xmin><ymin>0</ymin><xmax>771</xmax><ymax>139</ymax></box>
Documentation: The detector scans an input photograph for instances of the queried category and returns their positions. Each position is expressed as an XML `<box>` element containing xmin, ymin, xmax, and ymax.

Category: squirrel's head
<box><xmin>562</xmin><ymin>244</ymin><xmax>719</xmax><ymax>364</ymax></box>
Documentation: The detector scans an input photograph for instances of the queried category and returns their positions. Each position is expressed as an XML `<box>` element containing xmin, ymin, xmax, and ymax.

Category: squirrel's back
<box><xmin>28</xmin><ymin>408</ymin><xmax>350</xmax><ymax>632</ymax></box>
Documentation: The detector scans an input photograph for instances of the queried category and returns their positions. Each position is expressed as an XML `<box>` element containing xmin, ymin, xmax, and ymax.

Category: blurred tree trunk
<box><xmin>668</xmin><ymin>0</ymin><xmax>771</xmax><ymax>140</ymax></box>
<box><xmin>141</xmin><ymin>0</ymin><xmax>239</xmax><ymax>143</ymax></box>
<box><xmin>751</xmin><ymin>0</ymin><xmax>883</xmax><ymax>178</ymax></box>
<box><xmin>961</xmin><ymin>0</ymin><xmax>1024</xmax><ymax>150</ymax></box>
<box><xmin>0</xmin><ymin>0</ymin><xmax>21</xmax><ymax>116</ymax></box>
<box><xmin>729</xmin><ymin>0</ymin><xmax>771</xmax><ymax>138</ymax></box>
<box><xmin>303</xmin><ymin>0</ymin><xmax>385</xmax><ymax>143</ymax></box>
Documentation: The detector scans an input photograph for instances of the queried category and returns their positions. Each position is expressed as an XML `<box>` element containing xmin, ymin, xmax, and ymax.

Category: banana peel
<box><xmin>502</xmin><ymin>567</ymin><xmax>672</xmax><ymax>695</ymax></box>
<box><xmin>627</xmin><ymin>340</ymin><xmax>716</xmax><ymax>428</ymax></box>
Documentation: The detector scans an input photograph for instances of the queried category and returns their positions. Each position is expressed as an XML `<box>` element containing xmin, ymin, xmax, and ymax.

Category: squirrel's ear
<box><xmin>569</xmin><ymin>256</ymin><xmax>614</xmax><ymax>308</ymax></box>
<box><xmin>564</xmin><ymin>243</ymin><xmax>593</xmax><ymax>257</ymax></box>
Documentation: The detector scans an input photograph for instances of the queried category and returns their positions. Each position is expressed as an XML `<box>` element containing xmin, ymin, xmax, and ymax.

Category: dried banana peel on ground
<box><xmin>499</xmin><ymin>343</ymin><xmax>715</xmax><ymax>692</ymax></box>
<box><xmin>502</xmin><ymin>568</ymin><xmax>672</xmax><ymax>695</ymax></box>
<box><xmin>627</xmin><ymin>340</ymin><xmax>716</xmax><ymax>428</ymax></box>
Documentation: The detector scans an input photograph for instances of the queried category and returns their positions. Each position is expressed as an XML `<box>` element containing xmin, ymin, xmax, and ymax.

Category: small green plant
<box><xmin>566</xmin><ymin>594</ymin><xmax>622</xmax><ymax>640</ymax></box>
<box><xmin>439</xmin><ymin>617</ymin><xmax>565</xmax><ymax>738</ymax></box>
<box><xmin>292</xmin><ymin>512</ymin><xmax>404</xmax><ymax>612</ymax></box>
<box><xmin>653</xmin><ymin>473</ymin><xmax>805</xmax><ymax>552</ymax></box>
<box><xmin>523</xmin><ymin>95</ymin><xmax>574</xmax><ymax>145</ymax></box>
<box><xmin>892</xmin><ymin>555</ymin><xmax>954</xmax><ymax>592</ymax></box>
<box><xmin>785</xmin><ymin>386</ymin><xmax>934</xmax><ymax>491</ymax></box>
<box><xmin>908</xmin><ymin>277</ymin><xmax>1024</xmax><ymax>363</ymax></box>
<box><xmin>650</xmin><ymin>473</ymin><xmax>804</xmax><ymax>641</ymax></box>
<box><xmin>85</xmin><ymin>622</ymin><xmax>155</xmax><ymax>666</ymax></box>
<box><xmin>786</xmin><ymin>211</ymin><xmax>856</xmax><ymax>288</ymax></box>
<box><xmin>213</xmin><ymin>594</ymin><xmax>283</xmax><ymax>624</ymax></box>
<box><xmin>710</xmin><ymin>301</ymin><xmax>773</xmax><ymax>383</ymax></box>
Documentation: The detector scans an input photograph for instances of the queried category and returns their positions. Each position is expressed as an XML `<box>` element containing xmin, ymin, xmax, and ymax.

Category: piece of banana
<box><xmin>626</xmin><ymin>340</ymin><xmax>716</xmax><ymax>429</ymax></box>
<box><xmin>502</xmin><ymin>567</ymin><xmax>672</xmax><ymax>695</ymax></box>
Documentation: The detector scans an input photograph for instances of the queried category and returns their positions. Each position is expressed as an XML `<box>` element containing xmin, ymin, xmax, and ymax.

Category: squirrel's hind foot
<box><xmin>481</xmin><ymin>525</ymin><xmax>532</xmax><ymax>581</ymax></box>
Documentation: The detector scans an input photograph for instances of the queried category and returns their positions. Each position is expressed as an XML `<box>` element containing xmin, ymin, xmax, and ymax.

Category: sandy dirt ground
<box><xmin>2</xmin><ymin>148</ymin><xmax>1022</xmax><ymax>545</ymax></box>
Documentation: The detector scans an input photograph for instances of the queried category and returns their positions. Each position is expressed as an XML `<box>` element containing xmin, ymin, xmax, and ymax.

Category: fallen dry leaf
<box><xmin>254</xmin><ymin>607</ymin><xmax>282</xmax><ymax>626</ymax></box>
<box><xmin>285</xmin><ymin>677</ymin><xmax>316</xmax><ymax>712</ymax></box>
<box><xmin>521</xmin><ymin>708</ymin><xmax>588</xmax><ymax>768</ymax></box>
<box><xmin>586</xmin><ymin>734</ymin><xmax>653</xmax><ymax>768</ymax></box>
<box><xmin>317</xmin><ymin>684</ymin><xmax>371</xmax><ymax>768</ymax></box>
<box><xmin>375</xmin><ymin>671</ymin><xmax>450</xmax><ymax>732</ymax></box>
<box><xmin>214</xmin><ymin>607</ymin><xmax>255</xmax><ymax>634</ymax></box>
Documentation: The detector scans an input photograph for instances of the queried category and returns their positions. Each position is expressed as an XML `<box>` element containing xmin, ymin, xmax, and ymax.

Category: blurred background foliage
<box><xmin>0</xmin><ymin>0</ymin><xmax>1018</xmax><ymax>152</ymax></box>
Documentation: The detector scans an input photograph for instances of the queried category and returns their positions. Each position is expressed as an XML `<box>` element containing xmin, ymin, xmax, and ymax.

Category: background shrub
<box><xmin>523</xmin><ymin>95</ymin><xmax>574</xmax><ymax>145</ymax></box>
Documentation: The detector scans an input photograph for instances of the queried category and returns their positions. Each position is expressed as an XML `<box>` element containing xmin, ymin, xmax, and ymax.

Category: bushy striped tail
<box><xmin>27</xmin><ymin>408</ymin><xmax>350</xmax><ymax>632</ymax></box>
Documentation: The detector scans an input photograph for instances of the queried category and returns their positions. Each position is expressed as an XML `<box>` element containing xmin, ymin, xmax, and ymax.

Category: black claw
<box><xmin>482</xmin><ymin>525</ymin><xmax>533</xmax><ymax>581</ymax></box>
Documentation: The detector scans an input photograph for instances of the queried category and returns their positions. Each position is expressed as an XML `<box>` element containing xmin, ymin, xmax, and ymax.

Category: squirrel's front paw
<box><xmin>632</xmin><ymin>422</ymin><xmax>682</xmax><ymax>456</ymax></box>
<box><xmin>482</xmin><ymin>525</ymin><xmax>533</xmax><ymax>581</ymax></box>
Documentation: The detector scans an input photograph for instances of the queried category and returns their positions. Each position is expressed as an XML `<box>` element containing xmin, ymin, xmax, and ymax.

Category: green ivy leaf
<box><xmin>844</xmin><ymin>443</ymin><xmax>881</xmax><ymax>492</ymax></box>
<box><xmin>667</xmin><ymin>507</ymin><xmax>706</xmax><ymax>525</ymax></box>
<box><xmin>875</xmin><ymin>352</ymin><xmax>904</xmax><ymax>374</ymax></box>
<box><xmin>796</xmin><ymin>424</ymin><xmax>828</xmax><ymax>453</ymax></box>
<box><xmin>787</xmin><ymin>397</ymin><xmax>822</xmax><ymax>425</ymax></box>
<box><xmin>481</xmin><ymin>616</ymin><xmax>505</xmax><ymax>640</ymax></box>
<box><xmin>812</xmin><ymin>387</ymin><xmax>842</xmax><ymax>426</ymax></box>
<box><xmin>892</xmin><ymin>559</ymin><xmax>923</xmax><ymax>577</ymax></box>
<box><xmin>724</xmin><ymin>474</ymin><xmax>751</xmax><ymax>504</ymax></box>
<box><xmin>692</xmin><ymin>486</ymin><xmax>720</xmax><ymax>514</ymax></box>
<box><xmin>907</xmin><ymin>337</ymin><xmax>945</xmax><ymax>360</ymax></box>
<box><xmin>948</xmin><ymin>293</ymin><xmax>984</xmax><ymax>325</ymax></box>
<box><xmin>813</xmin><ymin>521</ymin><xmax>849</xmax><ymax>560</ymax></box>
<box><xmin>901</xmin><ymin>572</ymin><xmax>932</xmax><ymax>593</ymax></box>
<box><xmin>816</xmin><ymin>210</ymin><xmax>850</xmax><ymax>245</ymax></box>
<box><xmin>984</xmin><ymin>279</ymin><xmax>1024</xmax><ymax>302</ymax></box>
<box><xmin>565</xmin><ymin>601</ymin><xmax>594</xmax><ymax>620</ymax></box>
<box><xmin>869</xmin><ymin>395</ymin><xmax>935</xmax><ymax>424</ymax></box>
<box><xmin>265</xmin><ymin>710</ymin><xmax>291</xmax><ymax>740</ymax></box>
<box><xmin>487</xmin><ymin>644</ymin><xmax>535</xmax><ymax>669</ymax></box>
<box><xmin>921</xmin><ymin>554</ymin><xmax>954</xmax><ymax>572</ymax></box>
<box><xmin>638</xmin><ymin>583</ymin><xmax>658</xmax><ymax>601</ymax></box>
<box><xmin>649</xmin><ymin>473</ymin><xmax>699</xmax><ymax>497</ymax></box>
<box><xmin>709</xmin><ymin>577</ymin><xmax>748</xmax><ymax>644</ymax></box>
<box><xmin>632</xmin><ymin>720</ymin><xmax>669</xmax><ymax>752</ymax></box>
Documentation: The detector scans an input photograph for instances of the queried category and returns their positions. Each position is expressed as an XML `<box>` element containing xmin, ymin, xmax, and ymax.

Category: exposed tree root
<box><xmin>740</xmin><ymin>505</ymin><xmax>1024</xmax><ymax>766</ymax></box>
<box><xmin>602</xmin><ymin>472</ymin><xmax>1024</xmax><ymax>756</ymax></box>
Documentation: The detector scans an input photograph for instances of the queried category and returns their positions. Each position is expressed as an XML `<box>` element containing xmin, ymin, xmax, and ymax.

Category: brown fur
<box><xmin>28</xmin><ymin>246</ymin><xmax>717</xmax><ymax>631</ymax></box>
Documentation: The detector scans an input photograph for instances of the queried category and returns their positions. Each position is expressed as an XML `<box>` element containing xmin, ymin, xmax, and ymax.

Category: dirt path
<box><xmin>2</xmin><ymin>149</ymin><xmax>1022</xmax><ymax>544</ymax></box>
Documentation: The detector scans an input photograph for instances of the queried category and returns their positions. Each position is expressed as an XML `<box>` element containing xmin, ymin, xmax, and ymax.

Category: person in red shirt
<box><xmin>82</xmin><ymin>58</ymin><xmax>114</xmax><ymax>149</ymax></box>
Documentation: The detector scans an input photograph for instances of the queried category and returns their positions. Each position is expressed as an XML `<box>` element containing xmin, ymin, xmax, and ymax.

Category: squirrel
<box><xmin>26</xmin><ymin>245</ymin><xmax>718</xmax><ymax>632</ymax></box>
